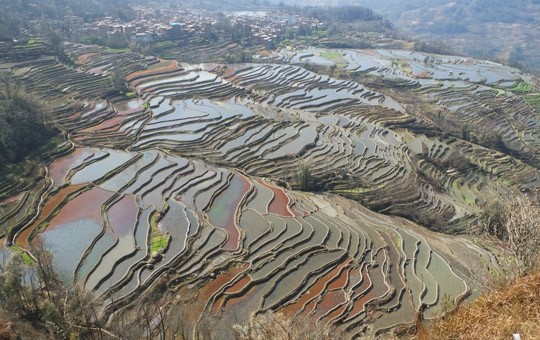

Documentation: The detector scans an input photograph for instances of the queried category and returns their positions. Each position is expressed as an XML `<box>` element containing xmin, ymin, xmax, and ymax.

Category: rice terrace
<box><xmin>1</xmin><ymin>4</ymin><xmax>540</xmax><ymax>338</ymax></box>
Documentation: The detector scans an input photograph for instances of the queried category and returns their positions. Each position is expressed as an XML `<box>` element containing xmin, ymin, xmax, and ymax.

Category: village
<box><xmin>74</xmin><ymin>6</ymin><xmax>325</xmax><ymax>47</ymax></box>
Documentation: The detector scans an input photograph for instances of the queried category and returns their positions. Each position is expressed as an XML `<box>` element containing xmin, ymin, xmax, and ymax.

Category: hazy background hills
<box><xmin>269</xmin><ymin>0</ymin><xmax>540</xmax><ymax>72</ymax></box>
<box><xmin>161</xmin><ymin>0</ymin><xmax>540</xmax><ymax>72</ymax></box>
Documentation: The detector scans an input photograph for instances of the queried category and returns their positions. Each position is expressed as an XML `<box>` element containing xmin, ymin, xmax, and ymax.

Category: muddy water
<box><xmin>347</xmin><ymin>266</ymin><xmax>374</xmax><ymax>317</ymax></box>
<box><xmin>36</xmin><ymin>187</ymin><xmax>113</xmax><ymax>277</ymax></box>
<box><xmin>108</xmin><ymin>195</ymin><xmax>139</xmax><ymax>238</ymax></box>
<box><xmin>280</xmin><ymin>257</ymin><xmax>351</xmax><ymax>316</ymax></box>
<box><xmin>208</xmin><ymin>174</ymin><xmax>251</xmax><ymax>250</ymax></box>
<box><xmin>182</xmin><ymin>263</ymin><xmax>249</xmax><ymax>327</ymax></box>
<box><xmin>312</xmin><ymin>290</ymin><xmax>346</xmax><ymax>319</ymax></box>
<box><xmin>15</xmin><ymin>184</ymin><xmax>86</xmax><ymax>246</ymax></box>
<box><xmin>49</xmin><ymin>149</ymin><xmax>94</xmax><ymax>186</ymax></box>
<box><xmin>258</xmin><ymin>179</ymin><xmax>293</xmax><ymax>217</ymax></box>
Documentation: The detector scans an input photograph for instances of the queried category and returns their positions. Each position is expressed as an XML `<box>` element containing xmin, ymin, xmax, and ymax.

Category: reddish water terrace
<box><xmin>33</xmin><ymin>188</ymin><xmax>114</xmax><ymax>275</ymax></box>
<box><xmin>79</xmin><ymin>99</ymin><xmax>143</xmax><ymax>132</ymax></box>
<box><xmin>79</xmin><ymin>98</ymin><xmax>144</xmax><ymax>134</ymax></box>
<box><xmin>87</xmin><ymin>64</ymin><xmax>108</xmax><ymax>75</ymax></box>
<box><xmin>116</xmin><ymin>99</ymin><xmax>144</xmax><ymax>114</ymax></box>
<box><xmin>80</xmin><ymin>115</ymin><xmax>128</xmax><ymax>133</ymax></box>
<box><xmin>0</xmin><ymin>191</ymin><xmax>24</xmax><ymax>206</ymax></box>
<box><xmin>280</xmin><ymin>257</ymin><xmax>352</xmax><ymax>316</ymax></box>
<box><xmin>257</xmin><ymin>179</ymin><xmax>293</xmax><ymax>217</ymax></box>
<box><xmin>207</xmin><ymin>174</ymin><xmax>251</xmax><ymax>250</ymax></box>
<box><xmin>75</xmin><ymin>53</ymin><xmax>98</xmax><ymax>65</ymax></box>
<box><xmin>108</xmin><ymin>194</ymin><xmax>139</xmax><ymax>238</ymax></box>
<box><xmin>43</xmin><ymin>187</ymin><xmax>113</xmax><ymax>229</ymax></box>
<box><xmin>48</xmin><ymin>148</ymin><xmax>94</xmax><ymax>185</ymax></box>
<box><xmin>182</xmin><ymin>263</ymin><xmax>249</xmax><ymax>326</ymax></box>
<box><xmin>211</xmin><ymin>265</ymin><xmax>250</xmax><ymax>314</ymax></box>
<box><xmin>15</xmin><ymin>184</ymin><xmax>86</xmax><ymax>246</ymax></box>
<box><xmin>125</xmin><ymin>60</ymin><xmax>178</xmax><ymax>83</ymax></box>
<box><xmin>79</xmin><ymin>99</ymin><xmax>144</xmax><ymax>133</ymax></box>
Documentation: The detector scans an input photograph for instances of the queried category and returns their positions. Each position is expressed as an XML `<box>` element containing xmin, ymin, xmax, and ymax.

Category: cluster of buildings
<box><xmin>73</xmin><ymin>6</ymin><xmax>326</xmax><ymax>47</ymax></box>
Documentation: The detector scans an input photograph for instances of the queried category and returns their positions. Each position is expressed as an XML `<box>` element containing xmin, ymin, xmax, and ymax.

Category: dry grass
<box><xmin>0</xmin><ymin>321</ymin><xmax>18</xmax><ymax>340</ymax></box>
<box><xmin>418</xmin><ymin>273</ymin><xmax>540</xmax><ymax>340</ymax></box>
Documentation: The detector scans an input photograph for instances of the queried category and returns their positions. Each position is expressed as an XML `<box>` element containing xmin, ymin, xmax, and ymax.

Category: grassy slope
<box><xmin>419</xmin><ymin>273</ymin><xmax>540</xmax><ymax>340</ymax></box>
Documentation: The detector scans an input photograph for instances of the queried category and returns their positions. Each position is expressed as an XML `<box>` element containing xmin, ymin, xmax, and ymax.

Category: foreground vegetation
<box><xmin>1</xmin><ymin>245</ymin><xmax>343</xmax><ymax>339</ymax></box>
<box><xmin>0</xmin><ymin>242</ymin><xmax>102</xmax><ymax>339</ymax></box>
<box><xmin>418</xmin><ymin>195</ymin><xmax>540</xmax><ymax>340</ymax></box>
<box><xmin>419</xmin><ymin>273</ymin><xmax>540</xmax><ymax>340</ymax></box>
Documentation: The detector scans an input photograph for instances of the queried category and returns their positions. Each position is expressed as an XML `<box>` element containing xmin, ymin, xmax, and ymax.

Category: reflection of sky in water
<box><xmin>41</xmin><ymin>219</ymin><xmax>102</xmax><ymax>279</ymax></box>
<box><xmin>71</xmin><ymin>150</ymin><xmax>134</xmax><ymax>185</ymax></box>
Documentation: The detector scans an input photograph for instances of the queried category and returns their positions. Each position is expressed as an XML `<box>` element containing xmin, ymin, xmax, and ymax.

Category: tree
<box><xmin>0</xmin><ymin>241</ymin><xmax>102</xmax><ymax>339</ymax></box>
<box><xmin>0</xmin><ymin>85</ymin><xmax>56</xmax><ymax>165</ymax></box>
<box><xmin>233</xmin><ymin>312</ymin><xmax>344</xmax><ymax>340</ymax></box>
<box><xmin>110</xmin><ymin>63</ymin><xmax>127</xmax><ymax>93</ymax></box>
<box><xmin>297</xmin><ymin>162</ymin><xmax>312</xmax><ymax>191</ymax></box>
<box><xmin>47</xmin><ymin>30</ymin><xmax>72</xmax><ymax>66</ymax></box>
<box><xmin>503</xmin><ymin>197</ymin><xmax>540</xmax><ymax>276</ymax></box>
<box><xmin>476</xmin><ymin>196</ymin><xmax>540</xmax><ymax>277</ymax></box>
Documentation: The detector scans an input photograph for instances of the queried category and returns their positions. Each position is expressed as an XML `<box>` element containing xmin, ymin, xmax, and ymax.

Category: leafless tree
<box><xmin>233</xmin><ymin>312</ymin><xmax>344</xmax><ymax>340</ymax></box>
<box><xmin>475</xmin><ymin>195</ymin><xmax>540</xmax><ymax>277</ymax></box>
<box><xmin>502</xmin><ymin>196</ymin><xmax>540</xmax><ymax>276</ymax></box>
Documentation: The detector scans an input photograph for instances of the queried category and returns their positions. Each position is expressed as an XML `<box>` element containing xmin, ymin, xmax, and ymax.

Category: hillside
<box><xmin>0</xmin><ymin>38</ymin><xmax>537</xmax><ymax>337</ymax></box>
<box><xmin>0</xmin><ymin>2</ymin><xmax>539</xmax><ymax>338</ymax></box>
<box><xmin>420</xmin><ymin>273</ymin><xmax>540</xmax><ymax>339</ymax></box>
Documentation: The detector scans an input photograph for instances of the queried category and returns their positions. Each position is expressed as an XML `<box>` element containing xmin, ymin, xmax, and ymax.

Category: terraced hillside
<box><xmin>1</xmin><ymin>43</ymin><xmax>538</xmax><ymax>337</ymax></box>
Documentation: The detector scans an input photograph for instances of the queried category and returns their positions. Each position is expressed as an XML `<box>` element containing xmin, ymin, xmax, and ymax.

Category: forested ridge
<box><xmin>0</xmin><ymin>89</ymin><xmax>56</xmax><ymax>165</ymax></box>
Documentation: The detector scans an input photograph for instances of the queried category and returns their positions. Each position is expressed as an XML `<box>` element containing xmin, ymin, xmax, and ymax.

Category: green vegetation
<box><xmin>393</xmin><ymin>60</ymin><xmax>412</xmax><ymax>74</ymax></box>
<box><xmin>14</xmin><ymin>39</ymin><xmax>44</xmax><ymax>49</ymax></box>
<box><xmin>154</xmin><ymin>40</ymin><xmax>176</xmax><ymax>49</ymax></box>
<box><xmin>523</xmin><ymin>93</ymin><xmax>540</xmax><ymax>108</ymax></box>
<box><xmin>104</xmin><ymin>47</ymin><xmax>130</xmax><ymax>54</ymax></box>
<box><xmin>9</xmin><ymin>245</ymin><xmax>36</xmax><ymax>265</ymax></box>
<box><xmin>320</xmin><ymin>51</ymin><xmax>343</xmax><ymax>60</ymax></box>
<box><xmin>151</xmin><ymin>235</ymin><xmax>170</xmax><ymax>253</ymax></box>
<box><xmin>26</xmin><ymin>39</ymin><xmax>40</xmax><ymax>45</ymax></box>
<box><xmin>493</xmin><ymin>88</ymin><xmax>506</xmax><ymax>96</ymax></box>
<box><xmin>509</xmin><ymin>81</ymin><xmax>532</xmax><ymax>93</ymax></box>
<box><xmin>149</xmin><ymin>207</ymin><xmax>170</xmax><ymax>253</ymax></box>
